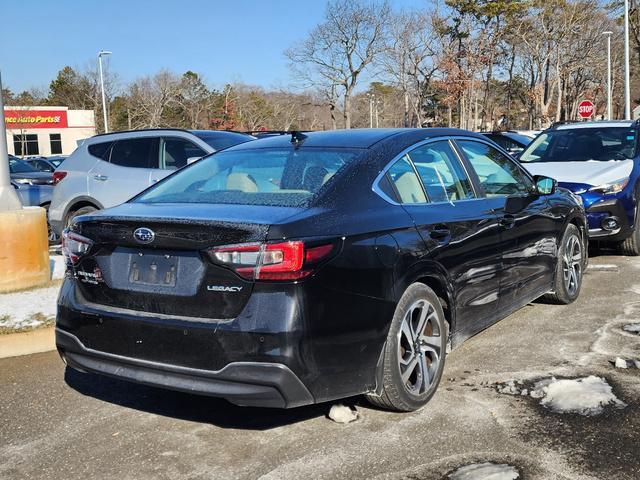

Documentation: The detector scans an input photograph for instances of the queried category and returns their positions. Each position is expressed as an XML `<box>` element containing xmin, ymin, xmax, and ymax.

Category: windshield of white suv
<box><xmin>134</xmin><ymin>147</ymin><xmax>360</xmax><ymax>207</ymax></box>
<box><xmin>519</xmin><ymin>127</ymin><xmax>638</xmax><ymax>163</ymax></box>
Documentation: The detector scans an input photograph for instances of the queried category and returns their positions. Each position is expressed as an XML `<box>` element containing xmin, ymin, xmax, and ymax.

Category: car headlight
<box><xmin>588</xmin><ymin>177</ymin><xmax>629</xmax><ymax>195</ymax></box>
<box><xmin>13</xmin><ymin>178</ymin><xmax>33</xmax><ymax>185</ymax></box>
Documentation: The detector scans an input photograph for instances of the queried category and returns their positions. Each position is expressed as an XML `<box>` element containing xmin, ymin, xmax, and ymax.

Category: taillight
<box><xmin>61</xmin><ymin>230</ymin><xmax>93</xmax><ymax>265</ymax></box>
<box><xmin>53</xmin><ymin>171</ymin><xmax>67</xmax><ymax>185</ymax></box>
<box><xmin>208</xmin><ymin>241</ymin><xmax>334</xmax><ymax>281</ymax></box>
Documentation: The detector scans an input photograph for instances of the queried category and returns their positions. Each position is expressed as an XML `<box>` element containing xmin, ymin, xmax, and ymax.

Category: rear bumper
<box><xmin>56</xmin><ymin>327</ymin><xmax>314</xmax><ymax>408</ymax></box>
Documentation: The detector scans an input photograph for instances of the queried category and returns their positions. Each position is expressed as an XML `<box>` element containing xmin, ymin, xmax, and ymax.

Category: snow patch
<box><xmin>0</xmin><ymin>285</ymin><xmax>60</xmax><ymax>330</ymax></box>
<box><xmin>448</xmin><ymin>462</ymin><xmax>519</xmax><ymax>480</ymax></box>
<box><xmin>623</xmin><ymin>323</ymin><xmax>640</xmax><ymax>334</ymax></box>
<box><xmin>496</xmin><ymin>376</ymin><xmax>626</xmax><ymax>415</ymax></box>
<box><xmin>615</xmin><ymin>357</ymin><xmax>628</xmax><ymax>369</ymax></box>
<box><xmin>531</xmin><ymin>376</ymin><xmax>626</xmax><ymax>416</ymax></box>
<box><xmin>49</xmin><ymin>255</ymin><xmax>66</xmax><ymax>280</ymax></box>
<box><xmin>328</xmin><ymin>404</ymin><xmax>358</xmax><ymax>424</ymax></box>
<box><xmin>587</xmin><ymin>264</ymin><xmax>619</xmax><ymax>272</ymax></box>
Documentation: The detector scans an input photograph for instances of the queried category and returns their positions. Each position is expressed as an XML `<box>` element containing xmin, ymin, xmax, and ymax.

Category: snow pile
<box><xmin>615</xmin><ymin>357</ymin><xmax>628</xmax><ymax>369</ymax></box>
<box><xmin>496</xmin><ymin>376</ymin><xmax>626</xmax><ymax>415</ymax></box>
<box><xmin>587</xmin><ymin>264</ymin><xmax>619</xmax><ymax>272</ymax></box>
<box><xmin>623</xmin><ymin>323</ymin><xmax>640</xmax><ymax>335</ymax></box>
<box><xmin>531</xmin><ymin>376</ymin><xmax>626</xmax><ymax>416</ymax></box>
<box><xmin>328</xmin><ymin>404</ymin><xmax>358</xmax><ymax>424</ymax></box>
<box><xmin>0</xmin><ymin>285</ymin><xmax>59</xmax><ymax>331</ymax></box>
<box><xmin>448</xmin><ymin>462</ymin><xmax>519</xmax><ymax>480</ymax></box>
<box><xmin>49</xmin><ymin>255</ymin><xmax>66</xmax><ymax>280</ymax></box>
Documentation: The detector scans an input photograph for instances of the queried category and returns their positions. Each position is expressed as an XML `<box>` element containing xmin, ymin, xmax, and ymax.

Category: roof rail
<box><xmin>92</xmin><ymin>127</ymin><xmax>192</xmax><ymax>138</ymax></box>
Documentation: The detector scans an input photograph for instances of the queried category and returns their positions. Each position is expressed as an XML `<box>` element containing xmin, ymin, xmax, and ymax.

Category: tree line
<box><xmin>2</xmin><ymin>0</ymin><xmax>639</xmax><ymax>133</ymax></box>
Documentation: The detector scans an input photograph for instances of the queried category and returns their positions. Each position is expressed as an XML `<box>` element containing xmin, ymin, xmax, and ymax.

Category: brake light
<box><xmin>208</xmin><ymin>241</ymin><xmax>334</xmax><ymax>281</ymax></box>
<box><xmin>61</xmin><ymin>230</ymin><xmax>93</xmax><ymax>265</ymax></box>
<box><xmin>53</xmin><ymin>171</ymin><xmax>67</xmax><ymax>185</ymax></box>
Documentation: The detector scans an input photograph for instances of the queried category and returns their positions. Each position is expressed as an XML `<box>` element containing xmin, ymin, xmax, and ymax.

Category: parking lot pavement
<box><xmin>1</xmin><ymin>253</ymin><xmax>640</xmax><ymax>480</ymax></box>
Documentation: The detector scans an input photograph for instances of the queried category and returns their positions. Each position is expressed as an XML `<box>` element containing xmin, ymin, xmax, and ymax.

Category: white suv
<box><xmin>49</xmin><ymin>129</ymin><xmax>254</xmax><ymax>235</ymax></box>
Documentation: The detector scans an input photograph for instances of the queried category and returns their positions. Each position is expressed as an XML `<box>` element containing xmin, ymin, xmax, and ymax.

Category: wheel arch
<box><xmin>63</xmin><ymin>196</ymin><xmax>104</xmax><ymax>224</ymax></box>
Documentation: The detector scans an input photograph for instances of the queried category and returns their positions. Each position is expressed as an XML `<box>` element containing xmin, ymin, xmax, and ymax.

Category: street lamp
<box><xmin>98</xmin><ymin>50</ymin><xmax>112</xmax><ymax>133</ymax></box>
<box><xmin>603</xmin><ymin>31</ymin><xmax>613</xmax><ymax>120</ymax></box>
<box><xmin>624</xmin><ymin>0</ymin><xmax>631</xmax><ymax>120</ymax></box>
<box><xmin>366</xmin><ymin>93</ymin><xmax>374</xmax><ymax>128</ymax></box>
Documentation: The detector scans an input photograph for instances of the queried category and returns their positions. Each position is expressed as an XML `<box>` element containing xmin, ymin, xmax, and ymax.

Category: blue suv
<box><xmin>519</xmin><ymin>121</ymin><xmax>640</xmax><ymax>254</ymax></box>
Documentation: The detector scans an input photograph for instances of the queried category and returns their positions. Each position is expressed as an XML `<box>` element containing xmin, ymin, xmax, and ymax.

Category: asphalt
<box><xmin>1</xmin><ymin>250</ymin><xmax>640</xmax><ymax>480</ymax></box>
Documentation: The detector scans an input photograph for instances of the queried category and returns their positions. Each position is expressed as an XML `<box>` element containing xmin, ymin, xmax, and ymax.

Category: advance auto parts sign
<box><xmin>4</xmin><ymin>110</ymin><xmax>68</xmax><ymax>129</ymax></box>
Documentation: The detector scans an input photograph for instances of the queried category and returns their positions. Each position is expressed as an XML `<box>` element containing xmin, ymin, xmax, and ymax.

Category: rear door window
<box><xmin>88</xmin><ymin>141</ymin><xmax>114</xmax><ymax>160</ymax></box>
<box><xmin>110</xmin><ymin>138</ymin><xmax>158</xmax><ymax>168</ymax></box>
<box><xmin>385</xmin><ymin>156</ymin><xmax>427</xmax><ymax>204</ymax></box>
<box><xmin>408</xmin><ymin>141</ymin><xmax>475</xmax><ymax>203</ymax></box>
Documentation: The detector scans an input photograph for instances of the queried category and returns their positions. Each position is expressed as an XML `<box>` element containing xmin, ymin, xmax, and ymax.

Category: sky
<box><xmin>0</xmin><ymin>0</ymin><xmax>423</xmax><ymax>94</ymax></box>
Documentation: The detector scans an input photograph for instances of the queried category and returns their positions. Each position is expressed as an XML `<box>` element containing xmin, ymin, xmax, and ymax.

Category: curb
<box><xmin>0</xmin><ymin>326</ymin><xmax>55</xmax><ymax>359</ymax></box>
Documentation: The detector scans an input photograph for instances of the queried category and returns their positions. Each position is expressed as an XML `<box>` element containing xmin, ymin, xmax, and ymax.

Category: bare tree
<box><xmin>286</xmin><ymin>0</ymin><xmax>390</xmax><ymax>128</ymax></box>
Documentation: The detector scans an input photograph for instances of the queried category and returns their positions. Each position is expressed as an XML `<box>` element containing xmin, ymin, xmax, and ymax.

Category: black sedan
<box><xmin>56</xmin><ymin>128</ymin><xmax>586</xmax><ymax>412</ymax></box>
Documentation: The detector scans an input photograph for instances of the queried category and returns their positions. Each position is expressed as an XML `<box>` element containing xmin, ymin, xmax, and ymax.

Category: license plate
<box><xmin>128</xmin><ymin>253</ymin><xmax>178</xmax><ymax>287</ymax></box>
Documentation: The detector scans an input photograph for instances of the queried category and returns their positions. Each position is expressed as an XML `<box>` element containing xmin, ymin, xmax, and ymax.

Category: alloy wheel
<box><xmin>562</xmin><ymin>234</ymin><xmax>582</xmax><ymax>296</ymax></box>
<box><xmin>397</xmin><ymin>299</ymin><xmax>443</xmax><ymax>396</ymax></box>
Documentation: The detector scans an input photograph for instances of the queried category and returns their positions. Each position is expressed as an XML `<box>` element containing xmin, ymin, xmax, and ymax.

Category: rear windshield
<box><xmin>520</xmin><ymin>127</ymin><xmax>638</xmax><ymax>163</ymax></box>
<box><xmin>134</xmin><ymin>147</ymin><xmax>361</xmax><ymax>207</ymax></box>
<box><xmin>9</xmin><ymin>159</ymin><xmax>37</xmax><ymax>173</ymax></box>
<box><xmin>192</xmin><ymin>132</ymin><xmax>254</xmax><ymax>151</ymax></box>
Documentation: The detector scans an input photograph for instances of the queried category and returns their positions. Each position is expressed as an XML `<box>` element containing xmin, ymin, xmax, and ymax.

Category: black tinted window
<box><xmin>110</xmin><ymin>138</ymin><xmax>157</xmax><ymax>168</ymax></box>
<box><xmin>161</xmin><ymin>137</ymin><xmax>206</xmax><ymax>170</ymax></box>
<box><xmin>88</xmin><ymin>141</ymin><xmax>114</xmax><ymax>160</ymax></box>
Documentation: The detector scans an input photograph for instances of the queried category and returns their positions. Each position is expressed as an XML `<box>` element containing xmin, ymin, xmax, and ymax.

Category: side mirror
<box><xmin>186</xmin><ymin>156</ymin><xmax>202</xmax><ymax>165</ymax></box>
<box><xmin>534</xmin><ymin>175</ymin><xmax>557</xmax><ymax>195</ymax></box>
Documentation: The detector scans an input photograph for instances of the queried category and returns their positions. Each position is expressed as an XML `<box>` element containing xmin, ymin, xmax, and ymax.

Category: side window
<box><xmin>88</xmin><ymin>141</ymin><xmax>114</xmax><ymax>161</ymax></box>
<box><xmin>456</xmin><ymin>140</ymin><xmax>533</xmax><ymax>197</ymax></box>
<box><xmin>408</xmin><ymin>141</ymin><xmax>475</xmax><ymax>203</ymax></box>
<box><xmin>110</xmin><ymin>138</ymin><xmax>157</xmax><ymax>168</ymax></box>
<box><xmin>385</xmin><ymin>156</ymin><xmax>427</xmax><ymax>204</ymax></box>
<box><xmin>161</xmin><ymin>137</ymin><xmax>206</xmax><ymax>170</ymax></box>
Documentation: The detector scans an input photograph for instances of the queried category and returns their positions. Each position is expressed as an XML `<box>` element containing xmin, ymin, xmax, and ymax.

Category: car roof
<box><xmin>551</xmin><ymin>120</ymin><xmax>636</xmax><ymax>131</ymax></box>
<box><xmin>86</xmin><ymin>128</ymin><xmax>253</xmax><ymax>144</ymax></box>
<box><xmin>227</xmin><ymin>128</ymin><xmax>484</xmax><ymax>150</ymax></box>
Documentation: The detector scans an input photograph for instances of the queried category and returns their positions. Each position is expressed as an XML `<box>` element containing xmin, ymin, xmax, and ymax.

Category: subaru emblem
<box><xmin>133</xmin><ymin>227</ymin><xmax>155</xmax><ymax>244</ymax></box>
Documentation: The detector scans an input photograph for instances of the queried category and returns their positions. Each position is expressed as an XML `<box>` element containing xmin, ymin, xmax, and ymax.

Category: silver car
<box><xmin>49</xmin><ymin>129</ymin><xmax>254</xmax><ymax>235</ymax></box>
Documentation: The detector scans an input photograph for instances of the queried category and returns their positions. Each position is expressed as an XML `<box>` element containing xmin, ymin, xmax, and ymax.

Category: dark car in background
<box><xmin>27</xmin><ymin>156</ymin><xmax>67</xmax><ymax>172</ymax></box>
<box><xmin>9</xmin><ymin>158</ymin><xmax>54</xmax><ymax>186</ymax></box>
<box><xmin>57</xmin><ymin>128</ymin><xmax>586</xmax><ymax>412</ymax></box>
<box><xmin>482</xmin><ymin>131</ymin><xmax>534</xmax><ymax>156</ymax></box>
<box><xmin>520</xmin><ymin>120</ymin><xmax>640</xmax><ymax>255</ymax></box>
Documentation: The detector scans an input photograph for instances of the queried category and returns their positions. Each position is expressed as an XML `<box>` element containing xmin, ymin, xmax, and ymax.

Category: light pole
<box><xmin>0</xmin><ymin>70</ymin><xmax>22</xmax><ymax>211</ymax></box>
<box><xmin>366</xmin><ymin>93</ymin><xmax>374</xmax><ymax>128</ymax></box>
<box><xmin>98</xmin><ymin>50</ymin><xmax>112</xmax><ymax>133</ymax></box>
<box><xmin>624</xmin><ymin>0</ymin><xmax>631</xmax><ymax>120</ymax></box>
<box><xmin>603</xmin><ymin>31</ymin><xmax>613</xmax><ymax>120</ymax></box>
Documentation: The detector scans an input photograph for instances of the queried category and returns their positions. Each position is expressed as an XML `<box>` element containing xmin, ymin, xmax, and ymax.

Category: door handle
<box><xmin>499</xmin><ymin>214</ymin><xmax>516</xmax><ymax>229</ymax></box>
<box><xmin>93</xmin><ymin>174</ymin><xmax>108</xmax><ymax>181</ymax></box>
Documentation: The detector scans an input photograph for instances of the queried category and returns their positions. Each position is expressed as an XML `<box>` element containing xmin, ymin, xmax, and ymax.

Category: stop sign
<box><xmin>578</xmin><ymin>100</ymin><xmax>595</xmax><ymax>119</ymax></box>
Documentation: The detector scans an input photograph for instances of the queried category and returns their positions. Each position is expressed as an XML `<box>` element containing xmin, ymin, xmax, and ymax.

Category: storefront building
<box><xmin>3</xmin><ymin>106</ymin><xmax>96</xmax><ymax>157</ymax></box>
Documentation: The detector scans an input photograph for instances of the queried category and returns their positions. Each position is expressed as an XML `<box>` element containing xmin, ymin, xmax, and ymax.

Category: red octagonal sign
<box><xmin>578</xmin><ymin>100</ymin><xmax>595</xmax><ymax>119</ymax></box>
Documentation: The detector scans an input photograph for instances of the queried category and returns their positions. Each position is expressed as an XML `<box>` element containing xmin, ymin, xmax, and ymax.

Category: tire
<box><xmin>544</xmin><ymin>224</ymin><xmax>585</xmax><ymax>305</ymax></box>
<box><xmin>366</xmin><ymin>283</ymin><xmax>448</xmax><ymax>412</ymax></box>
<box><xmin>42</xmin><ymin>204</ymin><xmax>60</xmax><ymax>246</ymax></box>
<box><xmin>619</xmin><ymin>185</ymin><xmax>640</xmax><ymax>256</ymax></box>
<box><xmin>66</xmin><ymin>206</ymin><xmax>97</xmax><ymax>229</ymax></box>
